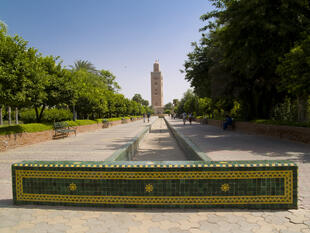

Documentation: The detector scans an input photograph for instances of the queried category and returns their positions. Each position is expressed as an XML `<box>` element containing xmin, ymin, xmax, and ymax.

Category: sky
<box><xmin>1</xmin><ymin>0</ymin><xmax>214</xmax><ymax>105</ymax></box>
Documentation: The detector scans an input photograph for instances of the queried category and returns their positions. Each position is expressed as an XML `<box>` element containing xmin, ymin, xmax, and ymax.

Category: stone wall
<box><xmin>201</xmin><ymin>119</ymin><xmax>310</xmax><ymax>144</ymax></box>
<box><xmin>0</xmin><ymin>119</ymin><xmax>138</xmax><ymax>152</ymax></box>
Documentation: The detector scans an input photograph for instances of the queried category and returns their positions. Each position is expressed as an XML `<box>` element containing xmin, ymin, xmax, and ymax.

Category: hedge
<box><xmin>0</xmin><ymin>116</ymin><xmax>142</xmax><ymax>135</ymax></box>
<box><xmin>0</xmin><ymin>123</ymin><xmax>53</xmax><ymax>135</ymax></box>
<box><xmin>252</xmin><ymin>119</ymin><xmax>310</xmax><ymax>128</ymax></box>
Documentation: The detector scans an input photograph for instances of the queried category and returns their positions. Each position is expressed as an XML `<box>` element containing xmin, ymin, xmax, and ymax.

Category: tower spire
<box><xmin>151</xmin><ymin>61</ymin><xmax>163</xmax><ymax>114</ymax></box>
<box><xmin>153</xmin><ymin>60</ymin><xmax>160</xmax><ymax>72</ymax></box>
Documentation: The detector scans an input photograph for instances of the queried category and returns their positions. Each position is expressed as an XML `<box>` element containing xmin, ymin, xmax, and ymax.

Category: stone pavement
<box><xmin>1</xmin><ymin>117</ymin><xmax>310</xmax><ymax>233</ymax></box>
<box><xmin>0</xmin><ymin>118</ymin><xmax>156</xmax><ymax>201</ymax></box>
<box><xmin>166</xmin><ymin>118</ymin><xmax>310</xmax><ymax>210</ymax></box>
<box><xmin>133</xmin><ymin>118</ymin><xmax>187</xmax><ymax>161</ymax></box>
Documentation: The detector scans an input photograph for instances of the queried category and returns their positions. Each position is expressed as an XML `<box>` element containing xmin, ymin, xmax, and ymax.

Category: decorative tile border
<box><xmin>12</xmin><ymin>160</ymin><xmax>297</xmax><ymax>209</ymax></box>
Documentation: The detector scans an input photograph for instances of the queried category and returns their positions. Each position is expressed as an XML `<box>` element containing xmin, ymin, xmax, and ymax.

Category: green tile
<box><xmin>12</xmin><ymin>160</ymin><xmax>297</xmax><ymax>209</ymax></box>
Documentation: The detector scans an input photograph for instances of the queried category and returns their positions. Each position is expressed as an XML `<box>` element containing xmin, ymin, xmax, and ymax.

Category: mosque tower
<box><xmin>151</xmin><ymin>60</ymin><xmax>164</xmax><ymax>114</ymax></box>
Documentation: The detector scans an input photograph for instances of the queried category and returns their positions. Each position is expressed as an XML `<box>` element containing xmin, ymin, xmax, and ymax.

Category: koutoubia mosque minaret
<box><xmin>151</xmin><ymin>60</ymin><xmax>164</xmax><ymax>114</ymax></box>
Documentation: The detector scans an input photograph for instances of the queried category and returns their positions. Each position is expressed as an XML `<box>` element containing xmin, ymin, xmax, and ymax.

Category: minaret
<box><xmin>151</xmin><ymin>60</ymin><xmax>164</xmax><ymax>114</ymax></box>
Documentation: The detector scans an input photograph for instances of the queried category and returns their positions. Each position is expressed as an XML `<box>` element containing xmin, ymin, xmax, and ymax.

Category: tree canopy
<box><xmin>183</xmin><ymin>0</ymin><xmax>310</xmax><ymax>121</ymax></box>
<box><xmin>0</xmin><ymin>23</ymin><xmax>149</xmax><ymax>122</ymax></box>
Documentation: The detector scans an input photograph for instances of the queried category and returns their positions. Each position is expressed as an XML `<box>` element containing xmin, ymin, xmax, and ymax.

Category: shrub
<box><xmin>66</xmin><ymin>120</ymin><xmax>98</xmax><ymax>126</ymax></box>
<box><xmin>107</xmin><ymin>117</ymin><xmax>122</xmax><ymax>122</ymax></box>
<box><xmin>20</xmin><ymin>108</ymin><xmax>73</xmax><ymax>123</ymax></box>
<box><xmin>44</xmin><ymin>109</ymin><xmax>73</xmax><ymax>122</ymax></box>
<box><xmin>252</xmin><ymin>119</ymin><xmax>310</xmax><ymax>128</ymax></box>
<box><xmin>0</xmin><ymin>123</ymin><xmax>53</xmax><ymax>135</ymax></box>
<box><xmin>19</xmin><ymin>109</ymin><xmax>36</xmax><ymax>123</ymax></box>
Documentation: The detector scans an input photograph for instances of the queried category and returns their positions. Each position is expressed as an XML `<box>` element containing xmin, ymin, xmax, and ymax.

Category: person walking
<box><xmin>147</xmin><ymin>112</ymin><xmax>151</xmax><ymax>123</ymax></box>
<box><xmin>182</xmin><ymin>112</ymin><xmax>187</xmax><ymax>125</ymax></box>
<box><xmin>188</xmin><ymin>113</ymin><xmax>193</xmax><ymax>125</ymax></box>
<box><xmin>223</xmin><ymin>114</ymin><xmax>233</xmax><ymax>130</ymax></box>
<box><xmin>143</xmin><ymin>113</ymin><xmax>146</xmax><ymax>123</ymax></box>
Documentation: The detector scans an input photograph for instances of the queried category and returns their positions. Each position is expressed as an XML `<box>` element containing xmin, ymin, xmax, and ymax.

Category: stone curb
<box><xmin>105</xmin><ymin>118</ymin><xmax>157</xmax><ymax>161</ymax></box>
<box><xmin>164</xmin><ymin>118</ymin><xmax>211</xmax><ymax>161</ymax></box>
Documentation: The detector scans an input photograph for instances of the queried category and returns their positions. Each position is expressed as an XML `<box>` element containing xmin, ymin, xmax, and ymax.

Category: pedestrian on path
<box><xmin>182</xmin><ymin>112</ymin><xmax>187</xmax><ymax>125</ymax></box>
<box><xmin>147</xmin><ymin>112</ymin><xmax>151</xmax><ymax>122</ymax></box>
<box><xmin>143</xmin><ymin>113</ymin><xmax>146</xmax><ymax>123</ymax></box>
<box><xmin>223</xmin><ymin>114</ymin><xmax>233</xmax><ymax>130</ymax></box>
<box><xmin>188</xmin><ymin>113</ymin><xmax>193</xmax><ymax>125</ymax></box>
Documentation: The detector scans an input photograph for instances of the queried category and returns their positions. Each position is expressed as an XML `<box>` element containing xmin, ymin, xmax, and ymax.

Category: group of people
<box><xmin>144</xmin><ymin>112</ymin><xmax>233</xmax><ymax>130</ymax></box>
<box><xmin>143</xmin><ymin>113</ymin><xmax>151</xmax><ymax>123</ymax></box>
<box><xmin>181</xmin><ymin>113</ymin><xmax>233</xmax><ymax>130</ymax></box>
<box><xmin>182</xmin><ymin>112</ymin><xmax>193</xmax><ymax>125</ymax></box>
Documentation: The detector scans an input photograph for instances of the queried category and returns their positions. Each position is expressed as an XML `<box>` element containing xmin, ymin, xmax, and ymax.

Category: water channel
<box><xmin>132</xmin><ymin>118</ymin><xmax>187</xmax><ymax>161</ymax></box>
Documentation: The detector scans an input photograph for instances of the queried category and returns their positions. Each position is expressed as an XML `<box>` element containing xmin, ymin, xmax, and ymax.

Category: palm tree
<box><xmin>69</xmin><ymin>60</ymin><xmax>97</xmax><ymax>121</ymax></box>
<box><xmin>70</xmin><ymin>59</ymin><xmax>97</xmax><ymax>73</ymax></box>
<box><xmin>0</xmin><ymin>20</ymin><xmax>8</xmax><ymax>33</ymax></box>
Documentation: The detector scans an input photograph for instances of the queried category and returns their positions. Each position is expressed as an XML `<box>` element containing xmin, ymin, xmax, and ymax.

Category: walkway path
<box><xmin>0</xmin><ymin>117</ymin><xmax>310</xmax><ymax>233</ymax></box>
<box><xmin>0</xmin><ymin>118</ymin><xmax>156</xmax><ymax>201</ymax></box>
<box><xmin>166</xmin><ymin>118</ymin><xmax>310</xmax><ymax>210</ymax></box>
<box><xmin>133</xmin><ymin>118</ymin><xmax>187</xmax><ymax>161</ymax></box>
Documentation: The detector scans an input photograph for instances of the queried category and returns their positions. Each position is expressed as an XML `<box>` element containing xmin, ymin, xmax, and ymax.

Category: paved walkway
<box><xmin>133</xmin><ymin>118</ymin><xmax>187</xmax><ymax>161</ymax></box>
<box><xmin>166</xmin><ymin>118</ymin><xmax>310</xmax><ymax>210</ymax></box>
<box><xmin>0</xmin><ymin>118</ymin><xmax>156</xmax><ymax>201</ymax></box>
<box><xmin>1</xmin><ymin>117</ymin><xmax>310</xmax><ymax>233</ymax></box>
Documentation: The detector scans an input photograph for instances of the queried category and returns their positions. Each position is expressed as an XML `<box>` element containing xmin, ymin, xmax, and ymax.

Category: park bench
<box><xmin>53</xmin><ymin>121</ymin><xmax>76</xmax><ymax>138</ymax></box>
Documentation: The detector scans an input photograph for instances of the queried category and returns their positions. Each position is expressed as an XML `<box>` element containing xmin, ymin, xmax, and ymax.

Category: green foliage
<box><xmin>230</xmin><ymin>100</ymin><xmax>242</xmax><ymax>119</ymax></box>
<box><xmin>174</xmin><ymin>89</ymin><xmax>244</xmax><ymax>120</ymax></box>
<box><xmin>70</xmin><ymin>59</ymin><xmax>97</xmax><ymax>73</ymax></box>
<box><xmin>132</xmin><ymin>94</ymin><xmax>149</xmax><ymax>106</ymax></box>
<box><xmin>276</xmin><ymin>35</ymin><xmax>310</xmax><ymax>106</ymax></box>
<box><xmin>183</xmin><ymin>0</ymin><xmax>310</xmax><ymax>120</ymax></box>
<box><xmin>272</xmin><ymin>98</ymin><xmax>298</xmax><ymax>122</ymax></box>
<box><xmin>106</xmin><ymin>117</ymin><xmax>122</xmax><ymax>122</ymax></box>
<box><xmin>66</xmin><ymin>120</ymin><xmax>98</xmax><ymax>126</ymax></box>
<box><xmin>0</xmin><ymin>115</ymin><xmax>139</xmax><ymax>135</ymax></box>
<box><xmin>0</xmin><ymin>22</ymin><xmax>147</xmax><ymax>124</ymax></box>
<box><xmin>0</xmin><ymin>123</ymin><xmax>53</xmax><ymax>135</ymax></box>
<box><xmin>20</xmin><ymin>108</ymin><xmax>73</xmax><ymax>123</ymax></box>
<box><xmin>252</xmin><ymin>119</ymin><xmax>310</xmax><ymax>128</ymax></box>
<box><xmin>98</xmin><ymin>69</ymin><xmax>121</xmax><ymax>92</ymax></box>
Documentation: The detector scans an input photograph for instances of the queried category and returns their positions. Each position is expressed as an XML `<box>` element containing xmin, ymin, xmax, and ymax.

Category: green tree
<box><xmin>184</xmin><ymin>0</ymin><xmax>310</xmax><ymax>120</ymax></box>
<box><xmin>0</xmin><ymin>26</ymin><xmax>39</xmax><ymax>122</ymax></box>
<box><xmin>98</xmin><ymin>69</ymin><xmax>121</xmax><ymax>92</ymax></box>
<box><xmin>276</xmin><ymin>35</ymin><xmax>310</xmax><ymax>121</ymax></box>
<box><xmin>132</xmin><ymin>93</ymin><xmax>149</xmax><ymax>106</ymax></box>
<box><xmin>164</xmin><ymin>102</ymin><xmax>173</xmax><ymax>114</ymax></box>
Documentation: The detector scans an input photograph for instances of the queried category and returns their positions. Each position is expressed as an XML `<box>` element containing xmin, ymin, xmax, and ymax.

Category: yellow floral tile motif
<box><xmin>14</xmin><ymin>170</ymin><xmax>294</xmax><ymax>205</ymax></box>
<box><xmin>69</xmin><ymin>183</ymin><xmax>77</xmax><ymax>191</ymax></box>
<box><xmin>145</xmin><ymin>184</ymin><xmax>153</xmax><ymax>193</ymax></box>
<box><xmin>221</xmin><ymin>183</ymin><xmax>230</xmax><ymax>192</ymax></box>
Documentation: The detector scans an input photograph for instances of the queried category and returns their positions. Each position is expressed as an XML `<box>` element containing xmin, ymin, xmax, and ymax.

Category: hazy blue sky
<box><xmin>1</xmin><ymin>0</ymin><xmax>213</xmax><ymax>104</ymax></box>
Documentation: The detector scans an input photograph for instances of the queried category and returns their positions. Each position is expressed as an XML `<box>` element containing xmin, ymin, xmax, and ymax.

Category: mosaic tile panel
<box><xmin>12</xmin><ymin>160</ymin><xmax>297</xmax><ymax>209</ymax></box>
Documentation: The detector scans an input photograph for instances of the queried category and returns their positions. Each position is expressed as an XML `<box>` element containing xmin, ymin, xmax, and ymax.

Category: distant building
<box><xmin>151</xmin><ymin>60</ymin><xmax>164</xmax><ymax>114</ymax></box>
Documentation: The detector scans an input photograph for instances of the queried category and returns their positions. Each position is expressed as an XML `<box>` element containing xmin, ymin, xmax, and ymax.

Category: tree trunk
<box><xmin>8</xmin><ymin>106</ymin><xmax>11</xmax><ymax>125</ymax></box>
<box><xmin>15</xmin><ymin>107</ymin><xmax>19</xmax><ymax>124</ymax></box>
<box><xmin>38</xmin><ymin>105</ymin><xmax>46</xmax><ymax>122</ymax></box>
<box><xmin>0</xmin><ymin>107</ymin><xmax>3</xmax><ymax>125</ymax></box>
<box><xmin>35</xmin><ymin>106</ymin><xmax>40</xmax><ymax>123</ymax></box>
<box><xmin>73</xmin><ymin>104</ymin><xmax>76</xmax><ymax>121</ymax></box>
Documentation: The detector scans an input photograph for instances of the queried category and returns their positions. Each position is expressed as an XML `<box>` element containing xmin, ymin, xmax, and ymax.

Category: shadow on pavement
<box><xmin>0</xmin><ymin>198</ymin><xmax>287</xmax><ymax>213</ymax></box>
